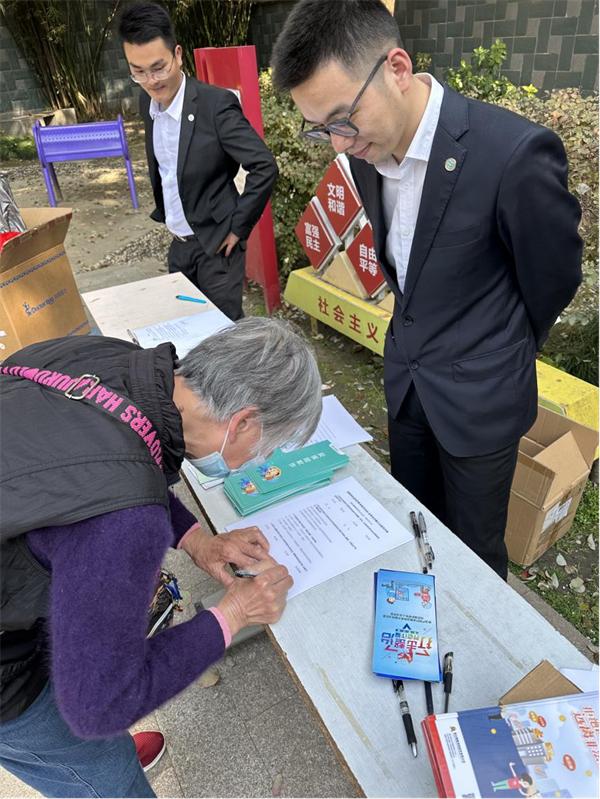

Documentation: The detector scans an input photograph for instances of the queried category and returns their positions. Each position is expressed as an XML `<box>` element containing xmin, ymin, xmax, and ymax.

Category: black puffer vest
<box><xmin>0</xmin><ymin>335</ymin><xmax>185</xmax><ymax>722</ymax></box>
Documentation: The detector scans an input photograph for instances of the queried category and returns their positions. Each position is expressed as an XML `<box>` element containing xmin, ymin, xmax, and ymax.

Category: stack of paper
<box><xmin>223</xmin><ymin>441</ymin><xmax>349</xmax><ymax>515</ymax></box>
<box><xmin>283</xmin><ymin>395</ymin><xmax>373</xmax><ymax>451</ymax></box>
<box><xmin>128</xmin><ymin>308</ymin><xmax>234</xmax><ymax>357</ymax></box>
<box><xmin>372</xmin><ymin>569</ymin><xmax>442</xmax><ymax>682</ymax></box>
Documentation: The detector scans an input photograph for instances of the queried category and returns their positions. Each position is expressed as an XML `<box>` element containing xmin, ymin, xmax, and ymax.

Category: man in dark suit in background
<box><xmin>119</xmin><ymin>2</ymin><xmax>278</xmax><ymax>320</ymax></box>
<box><xmin>271</xmin><ymin>0</ymin><xmax>582</xmax><ymax>579</ymax></box>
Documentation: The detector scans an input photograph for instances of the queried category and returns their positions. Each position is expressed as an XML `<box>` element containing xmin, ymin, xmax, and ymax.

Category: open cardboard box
<box><xmin>0</xmin><ymin>207</ymin><xmax>90</xmax><ymax>360</ymax></box>
<box><xmin>500</xmin><ymin>660</ymin><xmax>583</xmax><ymax>705</ymax></box>
<box><xmin>506</xmin><ymin>406</ymin><xmax>598</xmax><ymax>566</ymax></box>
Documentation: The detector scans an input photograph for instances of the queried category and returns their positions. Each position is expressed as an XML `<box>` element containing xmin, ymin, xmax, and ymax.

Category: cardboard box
<box><xmin>506</xmin><ymin>406</ymin><xmax>598</xmax><ymax>566</ymax></box>
<box><xmin>500</xmin><ymin>660</ymin><xmax>582</xmax><ymax>705</ymax></box>
<box><xmin>0</xmin><ymin>208</ymin><xmax>90</xmax><ymax>359</ymax></box>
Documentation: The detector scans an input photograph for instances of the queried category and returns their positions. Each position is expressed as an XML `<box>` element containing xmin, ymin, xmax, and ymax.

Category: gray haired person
<box><xmin>0</xmin><ymin>316</ymin><xmax>321</xmax><ymax>797</ymax></box>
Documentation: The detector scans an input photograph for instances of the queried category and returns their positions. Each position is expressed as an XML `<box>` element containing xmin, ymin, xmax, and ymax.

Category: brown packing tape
<box><xmin>500</xmin><ymin>660</ymin><xmax>582</xmax><ymax>705</ymax></box>
<box><xmin>511</xmin><ymin>451</ymin><xmax>555</xmax><ymax>506</ymax></box>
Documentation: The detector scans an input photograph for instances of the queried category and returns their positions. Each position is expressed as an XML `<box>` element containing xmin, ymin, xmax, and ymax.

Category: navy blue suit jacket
<box><xmin>349</xmin><ymin>86</ymin><xmax>582</xmax><ymax>457</ymax></box>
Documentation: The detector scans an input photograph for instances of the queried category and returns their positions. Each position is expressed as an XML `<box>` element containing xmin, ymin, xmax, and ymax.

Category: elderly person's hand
<box><xmin>180</xmin><ymin>525</ymin><xmax>270</xmax><ymax>586</ymax></box>
<box><xmin>217</xmin><ymin>557</ymin><xmax>293</xmax><ymax>635</ymax></box>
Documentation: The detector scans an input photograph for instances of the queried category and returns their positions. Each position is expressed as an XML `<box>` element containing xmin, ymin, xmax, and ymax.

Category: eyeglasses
<box><xmin>300</xmin><ymin>55</ymin><xmax>387</xmax><ymax>141</ymax></box>
<box><xmin>129</xmin><ymin>54</ymin><xmax>176</xmax><ymax>85</ymax></box>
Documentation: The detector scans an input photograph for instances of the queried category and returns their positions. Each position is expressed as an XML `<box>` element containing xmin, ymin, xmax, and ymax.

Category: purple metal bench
<box><xmin>32</xmin><ymin>115</ymin><xmax>139</xmax><ymax>209</ymax></box>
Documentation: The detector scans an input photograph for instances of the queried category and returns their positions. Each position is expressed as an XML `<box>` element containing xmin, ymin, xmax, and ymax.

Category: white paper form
<box><xmin>284</xmin><ymin>395</ymin><xmax>373</xmax><ymax>451</ymax></box>
<box><xmin>129</xmin><ymin>309</ymin><xmax>233</xmax><ymax>357</ymax></box>
<box><xmin>225</xmin><ymin>476</ymin><xmax>413</xmax><ymax>598</ymax></box>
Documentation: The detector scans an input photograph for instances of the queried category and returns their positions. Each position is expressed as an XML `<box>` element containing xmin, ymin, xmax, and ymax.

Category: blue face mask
<box><xmin>188</xmin><ymin>419</ymin><xmax>262</xmax><ymax>478</ymax></box>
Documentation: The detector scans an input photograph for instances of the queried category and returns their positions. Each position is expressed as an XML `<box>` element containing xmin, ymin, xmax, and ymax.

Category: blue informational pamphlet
<box><xmin>372</xmin><ymin>569</ymin><xmax>442</xmax><ymax>682</ymax></box>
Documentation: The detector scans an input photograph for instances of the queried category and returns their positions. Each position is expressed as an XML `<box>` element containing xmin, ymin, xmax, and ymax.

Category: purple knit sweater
<box><xmin>26</xmin><ymin>494</ymin><xmax>225</xmax><ymax>739</ymax></box>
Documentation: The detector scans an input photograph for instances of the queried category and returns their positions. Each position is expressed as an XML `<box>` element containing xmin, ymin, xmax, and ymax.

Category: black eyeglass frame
<box><xmin>299</xmin><ymin>54</ymin><xmax>388</xmax><ymax>141</ymax></box>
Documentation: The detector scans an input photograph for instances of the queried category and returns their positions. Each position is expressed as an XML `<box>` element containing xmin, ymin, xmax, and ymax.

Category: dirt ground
<box><xmin>2</xmin><ymin>118</ymin><xmax>597</xmax><ymax>653</ymax></box>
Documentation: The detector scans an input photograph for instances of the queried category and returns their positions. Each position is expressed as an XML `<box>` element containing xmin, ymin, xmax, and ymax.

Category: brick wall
<box><xmin>395</xmin><ymin>0</ymin><xmax>598</xmax><ymax>93</ymax></box>
<box><xmin>2</xmin><ymin>0</ymin><xmax>596</xmax><ymax>120</ymax></box>
<box><xmin>248</xmin><ymin>0</ymin><xmax>297</xmax><ymax>69</ymax></box>
<box><xmin>0</xmin><ymin>21</ymin><xmax>46</xmax><ymax>116</ymax></box>
<box><xmin>0</xmin><ymin>18</ymin><xmax>136</xmax><ymax>118</ymax></box>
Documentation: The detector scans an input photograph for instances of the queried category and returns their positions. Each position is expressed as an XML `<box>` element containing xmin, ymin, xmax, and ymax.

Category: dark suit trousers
<box><xmin>388</xmin><ymin>382</ymin><xmax>519</xmax><ymax>580</ymax></box>
<box><xmin>168</xmin><ymin>238</ymin><xmax>245</xmax><ymax>321</ymax></box>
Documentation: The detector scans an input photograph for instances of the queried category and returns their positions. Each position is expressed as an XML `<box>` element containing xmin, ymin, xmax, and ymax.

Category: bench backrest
<box><xmin>33</xmin><ymin>115</ymin><xmax>129</xmax><ymax>165</ymax></box>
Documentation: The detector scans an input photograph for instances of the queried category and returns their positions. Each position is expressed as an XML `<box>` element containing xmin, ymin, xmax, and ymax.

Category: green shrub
<box><xmin>0</xmin><ymin>134</ymin><xmax>37</xmax><ymax>161</ymax></box>
<box><xmin>446</xmin><ymin>39</ymin><xmax>538</xmax><ymax>101</ymax></box>
<box><xmin>260</xmin><ymin>69</ymin><xmax>332</xmax><ymax>278</ymax></box>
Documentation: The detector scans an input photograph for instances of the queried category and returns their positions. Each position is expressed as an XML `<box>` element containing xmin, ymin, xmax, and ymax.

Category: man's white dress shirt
<box><xmin>150</xmin><ymin>73</ymin><xmax>195</xmax><ymax>237</ymax></box>
<box><xmin>375</xmin><ymin>74</ymin><xmax>444</xmax><ymax>292</ymax></box>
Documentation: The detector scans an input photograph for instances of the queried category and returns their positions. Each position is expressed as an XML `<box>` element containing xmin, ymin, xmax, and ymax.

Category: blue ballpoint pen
<box><xmin>176</xmin><ymin>294</ymin><xmax>207</xmax><ymax>304</ymax></box>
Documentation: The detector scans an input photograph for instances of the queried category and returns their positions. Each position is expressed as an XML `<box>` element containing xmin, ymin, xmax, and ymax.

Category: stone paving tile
<box><xmin>248</xmin><ymin>694</ymin><xmax>360</xmax><ymax>798</ymax></box>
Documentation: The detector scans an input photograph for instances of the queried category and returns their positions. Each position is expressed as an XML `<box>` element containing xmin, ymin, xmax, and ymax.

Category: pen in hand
<box><xmin>233</xmin><ymin>569</ymin><xmax>258</xmax><ymax>579</ymax></box>
<box><xmin>392</xmin><ymin>679</ymin><xmax>418</xmax><ymax>758</ymax></box>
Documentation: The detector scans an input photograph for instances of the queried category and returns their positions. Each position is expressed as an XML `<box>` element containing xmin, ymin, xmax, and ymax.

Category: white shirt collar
<box><xmin>375</xmin><ymin>73</ymin><xmax>444</xmax><ymax>177</ymax></box>
<box><xmin>149</xmin><ymin>73</ymin><xmax>186</xmax><ymax>121</ymax></box>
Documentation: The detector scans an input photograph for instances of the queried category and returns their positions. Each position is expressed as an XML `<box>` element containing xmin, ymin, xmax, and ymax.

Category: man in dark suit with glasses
<box><xmin>119</xmin><ymin>2</ymin><xmax>278</xmax><ymax>320</ymax></box>
<box><xmin>271</xmin><ymin>0</ymin><xmax>582</xmax><ymax>580</ymax></box>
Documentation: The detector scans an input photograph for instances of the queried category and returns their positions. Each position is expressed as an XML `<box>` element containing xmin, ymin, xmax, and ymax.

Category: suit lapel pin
<box><xmin>188</xmin><ymin>113</ymin><xmax>195</xmax><ymax>122</ymax></box>
<box><xmin>444</xmin><ymin>157</ymin><xmax>457</xmax><ymax>172</ymax></box>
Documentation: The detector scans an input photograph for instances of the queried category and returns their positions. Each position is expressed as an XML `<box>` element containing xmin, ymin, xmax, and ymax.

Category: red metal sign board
<box><xmin>194</xmin><ymin>45</ymin><xmax>281</xmax><ymax>312</ymax></box>
<box><xmin>315</xmin><ymin>160</ymin><xmax>362</xmax><ymax>239</ymax></box>
<box><xmin>345</xmin><ymin>222</ymin><xmax>386</xmax><ymax>295</ymax></box>
<box><xmin>294</xmin><ymin>200</ymin><xmax>336</xmax><ymax>270</ymax></box>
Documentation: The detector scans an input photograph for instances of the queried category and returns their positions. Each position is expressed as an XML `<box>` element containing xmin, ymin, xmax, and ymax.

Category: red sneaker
<box><xmin>133</xmin><ymin>731</ymin><xmax>166</xmax><ymax>772</ymax></box>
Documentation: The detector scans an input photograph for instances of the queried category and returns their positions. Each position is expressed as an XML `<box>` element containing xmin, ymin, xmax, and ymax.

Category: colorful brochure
<box><xmin>422</xmin><ymin>691</ymin><xmax>599</xmax><ymax>798</ymax></box>
<box><xmin>223</xmin><ymin>441</ymin><xmax>349</xmax><ymax>515</ymax></box>
<box><xmin>372</xmin><ymin>569</ymin><xmax>442</xmax><ymax>682</ymax></box>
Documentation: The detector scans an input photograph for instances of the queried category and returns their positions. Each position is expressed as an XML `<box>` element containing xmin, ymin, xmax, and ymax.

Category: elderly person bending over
<box><xmin>0</xmin><ymin>317</ymin><xmax>321</xmax><ymax>798</ymax></box>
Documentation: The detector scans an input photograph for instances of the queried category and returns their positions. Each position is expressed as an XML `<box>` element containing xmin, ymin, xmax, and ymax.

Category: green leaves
<box><xmin>259</xmin><ymin>69</ymin><xmax>332</xmax><ymax>277</ymax></box>
<box><xmin>446</xmin><ymin>40</ymin><xmax>537</xmax><ymax>102</ymax></box>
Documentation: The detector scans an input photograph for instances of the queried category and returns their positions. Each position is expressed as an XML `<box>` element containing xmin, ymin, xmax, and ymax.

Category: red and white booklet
<box><xmin>422</xmin><ymin>691</ymin><xmax>598</xmax><ymax>798</ymax></box>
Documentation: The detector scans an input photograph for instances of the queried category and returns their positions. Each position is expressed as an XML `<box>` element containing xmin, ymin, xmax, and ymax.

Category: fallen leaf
<box><xmin>549</xmin><ymin>572</ymin><xmax>559</xmax><ymax>589</ymax></box>
<box><xmin>321</xmin><ymin>383</ymin><xmax>334</xmax><ymax>390</ymax></box>
<box><xmin>272</xmin><ymin>774</ymin><xmax>284</xmax><ymax>797</ymax></box>
<box><xmin>565</xmin><ymin>564</ymin><xmax>578</xmax><ymax>575</ymax></box>
<box><xmin>556</xmin><ymin>553</ymin><xmax>567</xmax><ymax>567</ymax></box>
<box><xmin>537</xmin><ymin>581</ymin><xmax>550</xmax><ymax>590</ymax></box>
<box><xmin>587</xmin><ymin>534</ymin><xmax>596</xmax><ymax>550</ymax></box>
<box><xmin>569</xmin><ymin>577</ymin><xmax>585</xmax><ymax>594</ymax></box>
<box><xmin>528</xmin><ymin>565</ymin><xmax>539</xmax><ymax>575</ymax></box>
<box><xmin>198</xmin><ymin>667</ymin><xmax>220</xmax><ymax>688</ymax></box>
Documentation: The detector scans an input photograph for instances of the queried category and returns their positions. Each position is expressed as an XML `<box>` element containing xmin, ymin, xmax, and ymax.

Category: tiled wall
<box><xmin>1</xmin><ymin>0</ymin><xmax>597</xmax><ymax>119</ymax></box>
<box><xmin>395</xmin><ymin>0</ymin><xmax>598</xmax><ymax>93</ymax></box>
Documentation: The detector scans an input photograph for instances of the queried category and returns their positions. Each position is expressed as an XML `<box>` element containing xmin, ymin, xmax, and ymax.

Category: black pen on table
<box><xmin>417</xmin><ymin>511</ymin><xmax>435</xmax><ymax>571</ymax></box>
<box><xmin>392</xmin><ymin>679</ymin><xmax>418</xmax><ymax>757</ymax></box>
<box><xmin>409</xmin><ymin>511</ymin><xmax>428</xmax><ymax>574</ymax></box>
<box><xmin>443</xmin><ymin>651</ymin><xmax>454</xmax><ymax>713</ymax></box>
<box><xmin>424</xmin><ymin>681</ymin><xmax>434</xmax><ymax>716</ymax></box>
